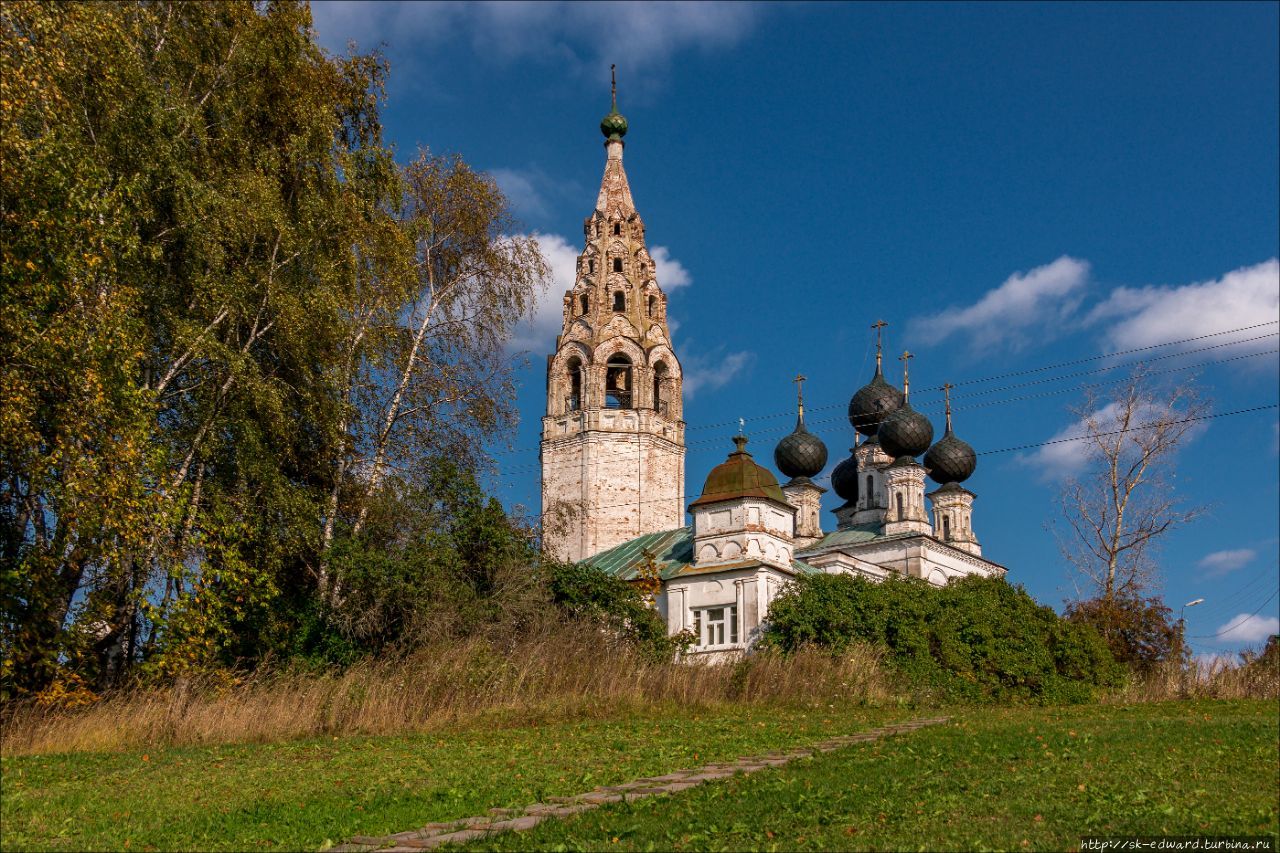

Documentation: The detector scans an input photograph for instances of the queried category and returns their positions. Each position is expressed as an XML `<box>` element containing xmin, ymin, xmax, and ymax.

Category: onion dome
<box><xmin>848</xmin><ymin>367</ymin><xmax>904</xmax><ymax>437</ymax></box>
<box><xmin>830</xmin><ymin>448</ymin><xmax>860</xmax><ymax>506</ymax></box>
<box><xmin>924</xmin><ymin>384</ymin><xmax>977</xmax><ymax>484</ymax></box>
<box><xmin>774</xmin><ymin>377</ymin><xmax>828</xmax><ymax>480</ymax></box>
<box><xmin>600</xmin><ymin>65</ymin><xmax>628</xmax><ymax>141</ymax></box>
<box><xmin>879</xmin><ymin>405</ymin><xmax>934</xmax><ymax>460</ymax></box>
<box><xmin>600</xmin><ymin>108</ymin><xmax>628</xmax><ymax>141</ymax></box>
<box><xmin>690</xmin><ymin>435</ymin><xmax>789</xmax><ymax>509</ymax></box>
<box><xmin>848</xmin><ymin>322</ymin><xmax>903</xmax><ymax>436</ymax></box>
<box><xmin>877</xmin><ymin>350</ymin><xmax>933</xmax><ymax>460</ymax></box>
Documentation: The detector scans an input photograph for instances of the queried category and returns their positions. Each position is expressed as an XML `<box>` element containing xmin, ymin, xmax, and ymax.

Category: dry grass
<box><xmin>0</xmin><ymin>623</ymin><xmax>890</xmax><ymax>756</ymax></box>
<box><xmin>1105</xmin><ymin>652</ymin><xmax>1280</xmax><ymax>703</ymax></box>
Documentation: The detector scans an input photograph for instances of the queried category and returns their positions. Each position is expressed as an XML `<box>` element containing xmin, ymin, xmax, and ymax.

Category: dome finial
<box><xmin>600</xmin><ymin>65</ymin><xmax>628</xmax><ymax>140</ymax></box>
<box><xmin>898</xmin><ymin>350</ymin><xmax>914</xmax><ymax>402</ymax></box>
<box><xmin>871</xmin><ymin>319</ymin><xmax>888</xmax><ymax>374</ymax></box>
<box><xmin>943</xmin><ymin>381</ymin><xmax>953</xmax><ymax>433</ymax></box>
<box><xmin>793</xmin><ymin>373</ymin><xmax>807</xmax><ymax>422</ymax></box>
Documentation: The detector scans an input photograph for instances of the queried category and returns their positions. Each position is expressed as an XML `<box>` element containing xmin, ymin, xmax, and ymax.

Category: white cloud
<box><xmin>909</xmin><ymin>256</ymin><xmax>1090</xmax><ymax>352</ymax></box>
<box><xmin>1087</xmin><ymin>259</ymin><xmax>1280</xmax><ymax>357</ymax></box>
<box><xmin>650</xmin><ymin>246</ymin><xmax>690</xmax><ymax>290</ymax></box>
<box><xmin>1198</xmin><ymin>548</ymin><xmax>1256</xmax><ymax>577</ymax></box>
<box><xmin>1215</xmin><ymin>613</ymin><xmax>1280</xmax><ymax>645</ymax></box>
<box><xmin>1019</xmin><ymin>398</ymin><xmax>1206</xmax><ymax>480</ymax></box>
<box><xmin>311</xmin><ymin>1</ymin><xmax>764</xmax><ymax>78</ymax></box>
<box><xmin>507</xmin><ymin>232</ymin><xmax>579</xmax><ymax>355</ymax></box>
<box><xmin>505</xmin><ymin>233</ymin><xmax>693</xmax><ymax>354</ymax></box>
<box><xmin>682</xmin><ymin>350</ymin><xmax>753</xmax><ymax>399</ymax></box>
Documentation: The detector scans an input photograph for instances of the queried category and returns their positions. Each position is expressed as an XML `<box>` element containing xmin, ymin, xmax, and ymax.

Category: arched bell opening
<box><xmin>605</xmin><ymin>354</ymin><xmax>632</xmax><ymax>409</ymax></box>
<box><xmin>564</xmin><ymin>356</ymin><xmax>583</xmax><ymax>413</ymax></box>
<box><xmin>652</xmin><ymin>361</ymin><xmax>669</xmax><ymax>416</ymax></box>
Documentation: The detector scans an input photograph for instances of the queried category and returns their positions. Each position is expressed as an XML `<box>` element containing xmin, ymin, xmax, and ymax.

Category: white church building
<box><xmin>540</xmin><ymin>83</ymin><xmax>1007</xmax><ymax>659</ymax></box>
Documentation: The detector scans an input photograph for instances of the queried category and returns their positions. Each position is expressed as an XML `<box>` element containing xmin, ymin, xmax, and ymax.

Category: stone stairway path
<box><xmin>332</xmin><ymin>716</ymin><xmax>949</xmax><ymax>852</ymax></box>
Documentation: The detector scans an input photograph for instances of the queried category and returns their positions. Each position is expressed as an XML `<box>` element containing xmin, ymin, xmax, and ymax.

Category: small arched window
<box><xmin>896</xmin><ymin>492</ymin><xmax>905</xmax><ymax>521</ymax></box>
<box><xmin>648</xmin><ymin>295</ymin><xmax>657</xmax><ymax>317</ymax></box>
<box><xmin>588</xmin><ymin>259</ymin><xmax>595</xmax><ymax>274</ymax></box>
<box><xmin>605</xmin><ymin>354</ymin><xmax>632</xmax><ymax>409</ymax></box>
<box><xmin>613</xmin><ymin>222</ymin><xmax>621</xmax><ymax>236</ymax></box>
<box><xmin>579</xmin><ymin>294</ymin><xmax>589</xmax><ymax>315</ymax></box>
<box><xmin>866</xmin><ymin>475</ymin><xmax>873</xmax><ymax>506</ymax></box>
<box><xmin>942</xmin><ymin>515</ymin><xmax>951</xmax><ymax>539</ymax></box>
<box><xmin>613</xmin><ymin>291</ymin><xmax>625</xmax><ymax>312</ymax></box>
<box><xmin>613</xmin><ymin>257</ymin><xmax>623</xmax><ymax>273</ymax></box>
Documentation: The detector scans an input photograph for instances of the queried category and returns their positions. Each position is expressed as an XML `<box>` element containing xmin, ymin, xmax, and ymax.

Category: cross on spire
<box><xmin>871</xmin><ymin>320</ymin><xmax>888</xmax><ymax>371</ymax></box>
<box><xmin>611</xmin><ymin>64</ymin><xmax>617</xmax><ymax>110</ymax></box>
<box><xmin>942</xmin><ymin>381</ymin><xmax>954</xmax><ymax>431</ymax></box>
<box><xmin>793</xmin><ymin>373</ymin><xmax>807</xmax><ymax>420</ymax></box>
<box><xmin>899</xmin><ymin>350</ymin><xmax>914</xmax><ymax>400</ymax></box>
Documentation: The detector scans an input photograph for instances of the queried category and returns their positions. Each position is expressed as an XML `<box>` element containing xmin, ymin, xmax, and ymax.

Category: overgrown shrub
<box><xmin>762</xmin><ymin>574</ymin><xmax>1122</xmax><ymax>703</ymax></box>
<box><xmin>546</xmin><ymin>561</ymin><xmax>681</xmax><ymax>661</ymax></box>
<box><xmin>1063</xmin><ymin>595</ymin><xmax>1182</xmax><ymax>675</ymax></box>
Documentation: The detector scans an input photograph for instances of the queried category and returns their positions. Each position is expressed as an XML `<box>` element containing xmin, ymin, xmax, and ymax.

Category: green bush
<box><xmin>762</xmin><ymin>574</ymin><xmax>1122</xmax><ymax>703</ymax></box>
<box><xmin>546</xmin><ymin>561</ymin><xmax>681</xmax><ymax>662</ymax></box>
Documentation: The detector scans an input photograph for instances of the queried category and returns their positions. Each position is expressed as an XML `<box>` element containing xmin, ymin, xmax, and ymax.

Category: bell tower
<box><xmin>540</xmin><ymin>69</ymin><xmax>686</xmax><ymax>563</ymax></box>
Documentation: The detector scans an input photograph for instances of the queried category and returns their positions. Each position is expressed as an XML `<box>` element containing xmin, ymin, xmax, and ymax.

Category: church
<box><xmin>540</xmin><ymin>83</ymin><xmax>1007</xmax><ymax>659</ymax></box>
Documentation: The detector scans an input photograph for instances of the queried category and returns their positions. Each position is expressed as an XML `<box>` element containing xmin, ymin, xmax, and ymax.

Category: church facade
<box><xmin>540</xmin><ymin>86</ymin><xmax>1006</xmax><ymax>659</ymax></box>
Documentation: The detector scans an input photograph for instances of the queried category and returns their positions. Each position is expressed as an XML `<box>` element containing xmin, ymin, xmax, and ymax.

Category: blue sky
<box><xmin>310</xmin><ymin>1</ymin><xmax>1280</xmax><ymax>656</ymax></box>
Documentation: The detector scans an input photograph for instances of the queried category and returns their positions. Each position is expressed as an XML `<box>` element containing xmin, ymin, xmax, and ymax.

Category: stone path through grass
<box><xmin>332</xmin><ymin>716</ymin><xmax>950</xmax><ymax>852</ymax></box>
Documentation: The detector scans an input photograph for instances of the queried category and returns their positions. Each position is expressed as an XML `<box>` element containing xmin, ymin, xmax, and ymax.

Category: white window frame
<box><xmin>691</xmin><ymin>604</ymin><xmax>739</xmax><ymax>649</ymax></box>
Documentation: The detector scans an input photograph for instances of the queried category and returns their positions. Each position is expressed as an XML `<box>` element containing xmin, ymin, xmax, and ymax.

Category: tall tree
<box><xmin>319</xmin><ymin>152</ymin><xmax>548</xmax><ymax>596</ymax></box>
<box><xmin>1056</xmin><ymin>370</ymin><xmax>1208</xmax><ymax>603</ymax></box>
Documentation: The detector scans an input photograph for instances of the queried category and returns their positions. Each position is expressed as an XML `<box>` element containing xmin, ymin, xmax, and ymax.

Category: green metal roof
<box><xmin>583</xmin><ymin>527</ymin><xmax>693</xmax><ymax>580</ymax></box>
<box><xmin>796</xmin><ymin>523</ymin><xmax>891</xmax><ymax>554</ymax></box>
<box><xmin>582</xmin><ymin>526</ymin><xmax>820</xmax><ymax>581</ymax></box>
<box><xmin>689</xmin><ymin>435</ymin><xmax>789</xmax><ymax>509</ymax></box>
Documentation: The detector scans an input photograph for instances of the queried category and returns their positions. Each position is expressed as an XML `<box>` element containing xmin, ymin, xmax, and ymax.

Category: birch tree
<box><xmin>1057</xmin><ymin>370</ymin><xmax>1208</xmax><ymax>603</ymax></box>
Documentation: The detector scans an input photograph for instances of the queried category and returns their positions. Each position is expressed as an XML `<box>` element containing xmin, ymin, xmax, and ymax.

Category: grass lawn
<box><xmin>461</xmin><ymin>700</ymin><xmax>1279</xmax><ymax>852</ymax></box>
<box><xmin>0</xmin><ymin>702</ymin><xmax>900</xmax><ymax>852</ymax></box>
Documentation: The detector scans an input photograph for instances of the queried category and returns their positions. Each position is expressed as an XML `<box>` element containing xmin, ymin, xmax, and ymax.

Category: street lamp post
<box><xmin>1178</xmin><ymin>598</ymin><xmax>1204</xmax><ymax>694</ymax></box>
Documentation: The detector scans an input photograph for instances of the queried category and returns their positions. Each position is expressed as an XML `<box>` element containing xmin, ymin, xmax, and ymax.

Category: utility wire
<box><xmin>521</xmin><ymin>402</ymin><xmax>1278</xmax><ymax>518</ymax></box>
<box><xmin>1190</xmin><ymin>589</ymin><xmax>1280</xmax><ymax>639</ymax></box>
<box><xmin>497</xmin><ymin>348</ymin><xmax>1278</xmax><ymax>478</ymax></box>
<box><xmin>487</xmin><ymin>322</ymin><xmax>1278</xmax><ymax>457</ymax></box>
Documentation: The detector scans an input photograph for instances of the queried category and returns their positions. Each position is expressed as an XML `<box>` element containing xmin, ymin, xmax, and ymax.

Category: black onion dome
<box><xmin>878</xmin><ymin>403</ymin><xmax>934</xmax><ymax>460</ymax></box>
<box><xmin>774</xmin><ymin>419</ymin><xmax>828</xmax><ymax>480</ymax></box>
<box><xmin>848</xmin><ymin>366</ymin><xmax>904</xmax><ymax>437</ymax></box>
<box><xmin>830</xmin><ymin>449</ymin><xmax>860</xmax><ymax>505</ymax></box>
<box><xmin>924</xmin><ymin>428</ymin><xmax>977</xmax><ymax>485</ymax></box>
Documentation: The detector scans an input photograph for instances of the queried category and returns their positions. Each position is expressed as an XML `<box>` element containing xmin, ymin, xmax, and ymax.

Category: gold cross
<box><xmin>611</xmin><ymin>64</ymin><xmax>617</xmax><ymax>109</ymax></box>
<box><xmin>793</xmin><ymin>373</ymin><xmax>806</xmax><ymax>407</ymax></box>
<box><xmin>871</xmin><ymin>320</ymin><xmax>888</xmax><ymax>367</ymax></box>
<box><xmin>899</xmin><ymin>350</ymin><xmax>913</xmax><ymax>398</ymax></box>
<box><xmin>942</xmin><ymin>382</ymin><xmax>954</xmax><ymax>430</ymax></box>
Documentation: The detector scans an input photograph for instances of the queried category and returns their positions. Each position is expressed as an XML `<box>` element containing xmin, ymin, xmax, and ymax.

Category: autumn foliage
<box><xmin>0</xmin><ymin>2</ymin><xmax>547</xmax><ymax>699</ymax></box>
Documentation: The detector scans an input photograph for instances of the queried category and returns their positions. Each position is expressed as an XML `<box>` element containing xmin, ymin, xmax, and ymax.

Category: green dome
<box><xmin>689</xmin><ymin>436</ymin><xmax>788</xmax><ymax>509</ymax></box>
<box><xmin>600</xmin><ymin>107</ymin><xmax>628</xmax><ymax>141</ymax></box>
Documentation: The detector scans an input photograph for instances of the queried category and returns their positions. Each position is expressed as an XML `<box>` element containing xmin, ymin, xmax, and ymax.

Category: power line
<box><xmin>488</xmin><ymin>321</ymin><xmax>1278</xmax><ymax>458</ymax></box>
<box><xmin>975</xmin><ymin>404</ymin><xmax>1277</xmax><ymax>457</ymax></box>
<box><xmin>494</xmin><ymin>355</ymin><xmax>1277</xmax><ymax>479</ymax></box>
<box><xmin>1190</xmin><ymin>589</ymin><xmax>1280</xmax><ymax>639</ymax></box>
<box><xmin>520</xmin><ymin>401</ymin><xmax>1279</xmax><ymax>519</ymax></box>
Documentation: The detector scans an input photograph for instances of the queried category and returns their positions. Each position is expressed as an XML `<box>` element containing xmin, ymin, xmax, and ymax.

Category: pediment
<box><xmin>602</xmin><ymin>315</ymin><xmax>639</xmax><ymax>340</ymax></box>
